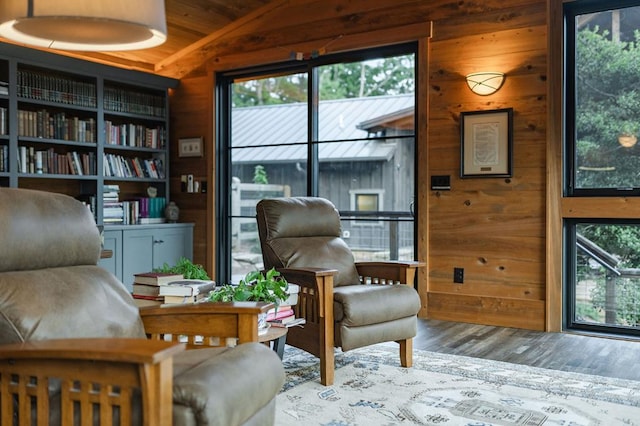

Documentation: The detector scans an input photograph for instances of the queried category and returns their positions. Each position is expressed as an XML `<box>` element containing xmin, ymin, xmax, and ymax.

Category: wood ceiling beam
<box><xmin>154</xmin><ymin>0</ymin><xmax>290</xmax><ymax>78</ymax></box>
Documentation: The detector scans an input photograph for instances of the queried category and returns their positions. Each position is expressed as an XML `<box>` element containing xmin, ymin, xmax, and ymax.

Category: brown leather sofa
<box><xmin>0</xmin><ymin>187</ymin><xmax>285</xmax><ymax>426</ymax></box>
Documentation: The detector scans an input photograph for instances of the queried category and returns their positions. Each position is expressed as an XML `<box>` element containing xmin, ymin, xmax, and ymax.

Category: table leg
<box><xmin>272</xmin><ymin>334</ymin><xmax>287</xmax><ymax>360</ymax></box>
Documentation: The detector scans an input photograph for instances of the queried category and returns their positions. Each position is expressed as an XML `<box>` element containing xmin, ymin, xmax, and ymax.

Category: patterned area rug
<box><xmin>276</xmin><ymin>344</ymin><xmax>640</xmax><ymax>425</ymax></box>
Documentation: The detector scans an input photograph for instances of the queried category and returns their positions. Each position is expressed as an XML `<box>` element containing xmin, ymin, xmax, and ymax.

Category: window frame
<box><xmin>215</xmin><ymin>43</ymin><xmax>419</xmax><ymax>284</ymax></box>
<box><xmin>564</xmin><ymin>0</ymin><xmax>640</xmax><ymax>197</ymax></box>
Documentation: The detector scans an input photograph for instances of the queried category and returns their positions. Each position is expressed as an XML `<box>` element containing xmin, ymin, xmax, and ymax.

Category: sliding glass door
<box><xmin>216</xmin><ymin>44</ymin><xmax>418</xmax><ymax>284</ymax></box>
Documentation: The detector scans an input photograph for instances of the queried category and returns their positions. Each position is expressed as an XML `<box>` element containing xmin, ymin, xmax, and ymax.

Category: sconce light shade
<box><xmin>466</xmin><ymin>72</ymin><xmax>505</xmax><ymax>96</ymax></box>
<box><xmin>0</xmin><ymin>0</ymin><xmax>167</xmax><ymax>51</ymax></box>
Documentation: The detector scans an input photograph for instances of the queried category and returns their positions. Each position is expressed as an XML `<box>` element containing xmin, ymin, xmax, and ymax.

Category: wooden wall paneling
<box><xmin>169</xmin><ymin>76</ymin><xmax>213</xmax><ymax>276</ymax></box>
<box><xmin>417</xmin><ymin>36</ymin><xmax>430</xmax><ymax>316</ymax></box>
<box><xmin>428</xmin><ymin>292</ymin><xmax>546</xmax><ymax>330</ymax></box>
<box><xmin>427</xmin><ymin>0</ymin><xmax>547</xmax><ymax>329</ymax></box>
<box><xmin>167</xmin><ymin>0</ymin><xmax>550</xmax><ymax>330</ymax></box>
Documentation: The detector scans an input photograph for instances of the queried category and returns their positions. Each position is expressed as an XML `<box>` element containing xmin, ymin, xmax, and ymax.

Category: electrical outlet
<box><xmin>453</xmin><ymin>267</ymin><xmax>464</xmax><ymax>284</ymax></box>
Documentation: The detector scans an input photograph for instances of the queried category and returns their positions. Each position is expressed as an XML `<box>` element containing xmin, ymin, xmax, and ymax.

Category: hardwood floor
<box><xmin>413</xmin><ymin>319</ymin><xmax>640</xmax><ymax>381</ymax></box>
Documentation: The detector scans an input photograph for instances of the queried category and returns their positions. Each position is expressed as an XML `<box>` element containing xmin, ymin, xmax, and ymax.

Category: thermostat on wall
<box><xmin>431</xmin><ymin>175</ymin><xmax>451</xmax><ymax>190</ymax></box>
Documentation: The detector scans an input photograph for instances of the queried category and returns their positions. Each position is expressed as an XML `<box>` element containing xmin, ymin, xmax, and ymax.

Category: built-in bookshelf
<box><xmin>0</xmin><ymin>42</ymin><xmax>178</xmax><ymax>227</ymax></box>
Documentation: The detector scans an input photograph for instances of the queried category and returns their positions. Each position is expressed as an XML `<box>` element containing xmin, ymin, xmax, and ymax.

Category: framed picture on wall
<box><xmin>178</xmin><ymin>137</ymin><xmax>203</xmax><ymax>158</ymax></box>
<box><xmin>460</xmin><ymin>108</ymin><xmax>513</xmax><ymax>178</ymax></box>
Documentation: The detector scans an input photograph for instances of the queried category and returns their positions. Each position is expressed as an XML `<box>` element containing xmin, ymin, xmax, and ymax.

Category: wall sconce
<box><xmin>0</xmin><ymin>0</ymin><xmax>167</xmax><ymax>51</ymax></box>
<box><xmin>465</xmin><ymin>72</ymin><xmax>506</xmax><ymax>96</ymax></box>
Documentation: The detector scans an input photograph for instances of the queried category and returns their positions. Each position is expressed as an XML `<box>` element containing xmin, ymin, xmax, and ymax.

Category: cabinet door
<box><xmin>122</xmin><ymin>229</ymin><xmax>155</xmax><ymax>290</ymax></box>
<box><xmin>152</xmin><ymin>227</ymin><xmax>194</xmax><ymax>269</ymax></box>
<box><xmin>98</xmin><ymin>230</ymin><xmax>122</xmax><ymax>281</ymax></box>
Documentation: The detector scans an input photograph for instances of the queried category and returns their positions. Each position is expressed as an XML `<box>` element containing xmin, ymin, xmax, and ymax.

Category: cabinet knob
<box><xmin>153</xmin><ymin>239</ymin><xmax>164</xmax><ymax>244</ymax></box>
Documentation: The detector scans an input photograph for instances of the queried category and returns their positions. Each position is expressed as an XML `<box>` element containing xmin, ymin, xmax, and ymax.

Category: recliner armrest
<box><xmin>0</xmin><ymin>337</ymin><xmax>184</xmax><ymax>363</ymax></box>
<box><xmin>355</xmin><ymin>260</ymin><xmax>425</xmax><ymax>285</ymax></box>
<box><xmin>0</xmin><ymin>338</ymin><xmax>184</xmax><ymax>426</ymax></box>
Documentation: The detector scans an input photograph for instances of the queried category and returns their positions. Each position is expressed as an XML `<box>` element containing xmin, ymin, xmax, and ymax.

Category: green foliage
<box><xmin>208</xmin><ymin>268</ymin><xmax>288</xmax><ymax>304</ymax></box>
<box><xmin>590</xmin><ymin>277</ymin><xmax>640</xmax><ymax>327</ymax></box>
<box><xmin>231</xmin><ymin>55</ymin><xmax>414</xmax><ymax>107</ymax></box>
<box><xmin>253</xmin><ymin>165</ymin><xmax>268</xmax><ymax>184</ymax></box>
<box><xmin>154</xmin><ymin>257</ymin><xmax>210</xmax><ymax>280</ymax></box>
<box><xmin>575</xmin><ymin>27</ymin><xmax>640</xmax><ymax>188</ymax></box>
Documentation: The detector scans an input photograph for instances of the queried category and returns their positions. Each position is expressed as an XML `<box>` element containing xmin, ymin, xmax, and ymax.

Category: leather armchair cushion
<box><xmin>268</xmin><ymin>236</ymin><xmax>360</xmax><ymax>286</ymax></box>
<box><xmin>257</xmin><ymin>197</ymin><xmax>361</xmax><ymax>286</ymax></box>
<box><xmin>0</xmin><ymin>265</ymin><xmax>146</xmax><ymax>344</ymax></box>
<box><xmin>172</xmin><ymin>343</ymin><xmax>285</xmax><ymax>426</ymax></box>
<box><xmin>333</xmin><ymin>284</ymin><xmax>421</xmax><ymax>326</ymax></box>
<box><xmin>0</xmin><ymin>188</ymin><xmax>101</xmax><ymax>272</ymax></box>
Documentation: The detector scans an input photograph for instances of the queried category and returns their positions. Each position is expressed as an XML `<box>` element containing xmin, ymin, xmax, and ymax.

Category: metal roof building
<box><xmin>231</xmin><ymin>94</ymin><xmax>414</xmax><ymax>164</ymax></box>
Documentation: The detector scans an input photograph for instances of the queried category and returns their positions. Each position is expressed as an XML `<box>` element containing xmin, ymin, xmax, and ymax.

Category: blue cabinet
<box><xmin>99</xmin><ymin>223</ymin><xmax>194</xmax><ymax>290</ymax></box>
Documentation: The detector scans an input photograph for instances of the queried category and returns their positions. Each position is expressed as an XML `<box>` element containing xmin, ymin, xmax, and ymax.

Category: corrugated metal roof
<box><xmin>231</xmin><ymin>94</ymin><xmax>413</xmax><ymax>164</ymax></box>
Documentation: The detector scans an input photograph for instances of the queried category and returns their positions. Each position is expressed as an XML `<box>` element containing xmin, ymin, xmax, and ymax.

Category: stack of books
<box><xmin>131</xmin><ymin>272</ymin><xmax>184</xmax><ymax>306</ymax></box>
<box><xmin>266</xmin><ymin>305</ymin><xmax>306</xmax><ymax>328</ymax></box>
<box><xmin>103</xmin><ymin>184</ymin><xmax>124</xmax><ymax>225</ymax></box>
<box><xmin>159</xmin><ymin>279</ymin><xmax>216</xmax><ymax>305</ymax></box>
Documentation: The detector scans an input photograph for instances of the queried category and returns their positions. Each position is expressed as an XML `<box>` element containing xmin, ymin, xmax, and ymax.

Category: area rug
<box><xmin>276</xmin><ymin>344</ymin><xmax>640</xmax><ymax>425</ymax></box>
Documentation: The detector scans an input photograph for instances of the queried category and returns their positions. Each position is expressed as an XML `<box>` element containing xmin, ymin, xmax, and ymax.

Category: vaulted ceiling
<box><xmin>0</xmin><ymin>0</ymin><xmax>276</xmax><ymax>80</ymax></box>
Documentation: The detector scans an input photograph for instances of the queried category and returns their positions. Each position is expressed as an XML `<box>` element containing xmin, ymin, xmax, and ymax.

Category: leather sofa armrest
<box><xmin>355</xmin><ymin>260</ymin><xmax>425</xmax><ymax>285</ymax></box>
<box><xmin>0</xmin><ymin>338</ymin><xmax>184</xmax><ymax>426</ymax></box>
<box><xmin>139</xmin><ymin>301</ymin><xmax>273</xmax><ymax>346</ymax></box>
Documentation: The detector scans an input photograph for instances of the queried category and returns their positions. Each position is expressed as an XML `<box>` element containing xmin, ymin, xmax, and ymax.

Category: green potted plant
<box><xmin>208</xmin><ymin>268</ymin><xmax>288</xmax><ymax>305</ymax></box>
<box><xmin>208</xmin><ymin>268</ymin><xmax>289</xmax><ymax>333</ymax></box>
<box><xmin>154</xmin><ymin>257</ymin><xmax>210</xmax><ymax>280</ymax></box>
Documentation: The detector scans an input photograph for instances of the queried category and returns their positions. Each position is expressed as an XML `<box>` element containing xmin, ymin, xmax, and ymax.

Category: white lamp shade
<box><xmin>466</xmin><ymin>72</ymin><xmax>505</xmax><ymax>96</ymax></box>
<box><xmin>0</xmin><ymin>0</ymin><xmax>167</xmax><ymax>51</ymax></box>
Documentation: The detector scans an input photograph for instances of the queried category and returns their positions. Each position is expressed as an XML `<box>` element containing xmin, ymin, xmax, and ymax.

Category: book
<box><xmin>133</xmin><ymin>272</ymin><xmax>184</xmax><ymax>286</ymax></box>
<box><xmin>132</xmin><ymin>293</ymin><xmax>164</xmax><ymax>307</ymax></box>
<box><xmin>132</xmin><ymin>283</ymin><xmax>162</xmax><ymax>297</ymax></box>
<box><xmin>269</xmin><ymin>317</ymin><xmax>306</xmax><ymax>328</ymax></box>
<box><xmin>158</xmin><ymin>279</ymin><xmax>216</xmax><ymax>297</ymax></box>
<box><xmin>266</xmin><ymin>307</ymin><xmax>294</xmax><ymax>322</ymax></box>
<box><xmin>162</xmin><ymin>293</ymin><xmax>209</xmax><ymax>305</ymax></box>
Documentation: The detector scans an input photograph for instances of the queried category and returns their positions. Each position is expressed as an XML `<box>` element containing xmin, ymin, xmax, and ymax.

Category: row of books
<box><xmin>102</xmin><ymin>185</ymin><xmax>167</xmax><ymax>225</ymax></box>
<box><xmin>103</xmin><ymin>153</ymin><xmax>165</xmax><ymax>179</ymax></box>
<box><xmin>132</xmin><ymin>272</ymin><xmax>215</xmax><ymax>306</ymax></box>
<box><xmin>104</xmin><ymin>86</ymin><xmax>165</xmax><ymax>118</ymax></box>
<box><xmin>18</xmin><ymin>109</ymin><xmax>96</xmax><ymax>143</ymax></box>
<box><xmin>17</xmin><ymin>146</ymin><xmax>95</xmax><ymax>175</ymax></box>
<box><xmin>0</xmin><ymin>107</ymin><xmax>7</xmax><ymax>135</ymax></box>
<box><xmin>17</xmin><ymin>68</ymin><xmax>97</xmax><ymax>108</ymax></box>
<box><xmin>0</xmin><ymin>145</ymin><xmax>7</xmax><ymax>172</ymax></box>
<box><xmin>105</xmin><ymin>121</ymin><xmax>166</xmax><ymax>149</ymax></box>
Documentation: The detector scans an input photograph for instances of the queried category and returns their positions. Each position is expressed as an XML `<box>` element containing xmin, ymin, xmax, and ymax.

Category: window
<box><xmin>349</xmin><ymin>189</ymin><xmax>384</xmax><ymax>226</ymax></box>
<box><xmin>216</xmin><ymin>44</ymin><xmax>417</xmax><ymax>283</ymax></box>
<box><xmin>566</xmin><ymin>1</ymin><xmax>640</xmax><ymax>196</ymax></box>
<box><xmin>565</xmin><ymin>0</ymin><xmax>640</xmax><ymax>336</ymax></box>
<box><xmin>566</xmin><ymin>221</ymin><xmax>640</xmax><ymax>336</ymax></box>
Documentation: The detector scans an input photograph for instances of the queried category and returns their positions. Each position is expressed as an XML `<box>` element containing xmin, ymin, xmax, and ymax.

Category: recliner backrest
<box><xmin>0</xmin><ymin>188</ymin><xmax>145</xmax><ymax>344</ymax></box>
<box><xmin>256</xmin><ymin>197</ymin><xmax>361</xmax><ymax>286</ymax></box>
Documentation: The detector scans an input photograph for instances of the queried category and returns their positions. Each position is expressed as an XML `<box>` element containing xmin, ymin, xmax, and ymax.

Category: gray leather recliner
<box><xmin>0</xmin><ymin>187</ymin><xmax>284</xmax><ymax>426</ymax></box>
<box><xmin>256</xmin><ymin>196</ymin><xmax>423</xmax><ymax>386</ymax></box>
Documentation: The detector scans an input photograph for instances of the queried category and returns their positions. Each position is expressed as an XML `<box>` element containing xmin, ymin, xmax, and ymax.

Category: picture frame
<box><xmin>460</xmin><ymin>108</ymin><xmax>513</xmax><ymax>178</ymax></box>
<box><xmin>178</xmin><ymin>137</ymin><xmax>203</xmax><ymax>158</ymax></box>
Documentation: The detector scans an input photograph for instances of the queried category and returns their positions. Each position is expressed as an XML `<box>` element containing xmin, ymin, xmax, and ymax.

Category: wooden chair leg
<box><xmin>399</xmin><ymin>338</ymin><xmax>413</xmax><ymax>367</ymax></box>
<box><xmin>320</xmin><ymin>344</ymin><xmax>335</xmax><ymax>386</ymax></box>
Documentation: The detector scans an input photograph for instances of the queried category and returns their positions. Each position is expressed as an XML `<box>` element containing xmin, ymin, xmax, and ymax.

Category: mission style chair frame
<box><xmin>0</xmin><ymin>302</ymin><xmax>271</xmax><ymax>426</ymax></box>
<box><xmin>281</xmin><ymin>262</ymin><xmax>422</xmax><ymax>386</ymax></box>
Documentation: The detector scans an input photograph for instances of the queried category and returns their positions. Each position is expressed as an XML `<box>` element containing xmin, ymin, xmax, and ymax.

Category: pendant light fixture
<box><xmin>0</xmin><ymin>0</ymin><xmax>167</xmax><ymax>51</ymax></box>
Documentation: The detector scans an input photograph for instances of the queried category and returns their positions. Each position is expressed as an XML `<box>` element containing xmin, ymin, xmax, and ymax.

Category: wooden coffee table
<box><xmin>258</xmin><ymin>325</ymin><xmax>287</xmax><ymax>360</ymax></box>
